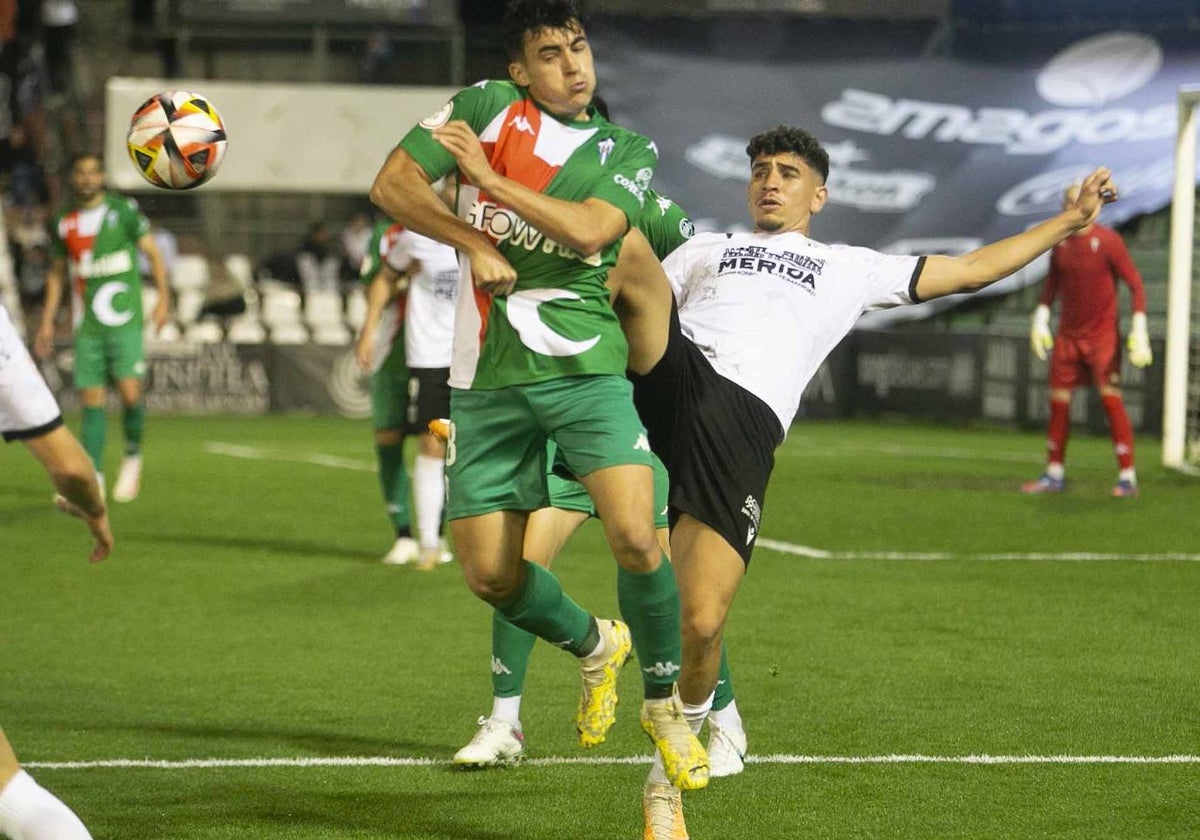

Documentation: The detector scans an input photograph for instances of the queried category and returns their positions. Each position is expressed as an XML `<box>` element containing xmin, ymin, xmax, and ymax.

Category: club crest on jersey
<box><xmin>718</xmin><ymin>246</ymin><xmax>824</xmax><ymax>295</ymax></box>
<box><xmin>597</xmin><ymin>138</ymin><xmax>615</xmax><ymax>165</ymax></box>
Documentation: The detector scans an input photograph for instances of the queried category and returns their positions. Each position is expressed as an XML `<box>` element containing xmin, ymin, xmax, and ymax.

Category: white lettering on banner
<box><xmin>821</xmin><ymin>88</ymin><xmax>1176</xmax><ymax>155</ymax></box>
<box><xmin>996</xmin><ymin>156</ymin><xmax>1175</xmax><ymax>216</ymax></box>
<box><xmin>685</xmin><ymin>135</ymin><xmax>935</xmax><ymax>212</ymax></box>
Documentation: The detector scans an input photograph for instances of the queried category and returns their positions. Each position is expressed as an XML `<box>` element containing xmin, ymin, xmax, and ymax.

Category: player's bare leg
<box><xmin>454</xmin><ymin>506</ymin><xmax>591</xmax><ymax>768</ymax></box>
<box><xmin>607</xmin><ymin>228</ymin><xmax>674</xmax><ymax>375</ymax></box>
<box><xmin>583</xmin><ymin>465</ymin><xmax>708</xmax><ymax>789</ymax></box>
<box><xmin>1098</xmin><ymin>383</ymin><xmax>1138</xmax><ymax>497</ymax></box>
<box><xmin>111</xmin><ymin>376</ymin><xmax>145</xmax><ymax>502</ymax></box>
<box><xmin>453</xmin><ymin>509</ymin><xmax>632</xmax><ymax>749</ymax></box>
<box><xmin>1024</xmin><ymin>386</ymin><xmax>1071</xmax><ymax>494</ymax></box>
<box><xmin>0</xmin><ymin>727</ymin><xmax>93</xmax><ymax>839</ymax></box>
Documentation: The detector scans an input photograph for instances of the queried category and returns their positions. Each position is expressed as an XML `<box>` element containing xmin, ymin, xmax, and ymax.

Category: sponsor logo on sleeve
<box><xmin>420</xmin><ymin>101</ymin><xmax>453</xmax><ymax>130</ymax></box>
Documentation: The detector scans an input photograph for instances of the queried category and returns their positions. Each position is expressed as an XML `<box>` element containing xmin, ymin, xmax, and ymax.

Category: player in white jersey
<box><xmin>396</xmin><ymin>215</ymin><xmax>459</xmax><ymax>569</ymax></box>
<box><xmin>1</xmin><ymin>302</ymin><xmax>111</xmax><ymax>840</ymax></box>
<box><xmin>610</xmin><ymin>125</ymin><xmax>1118</xmax><ymax>839</ymax></box>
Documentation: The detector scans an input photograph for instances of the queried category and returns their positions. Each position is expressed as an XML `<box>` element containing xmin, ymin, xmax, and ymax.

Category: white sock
<box><xmin>413</xmin><ymin>454</ymin><xmax>445</xmax><ymax>550</ymax></box>
<box><xmin>681</xmin><ymin>692</ymin><xmax>714</xmax><ymax>736</ymax></box>
<box><xmin>709</xmin><ymin>698</ymin><xmax>744</xmax><ymax>734</ymax></box>
<box><xmin>0</xmin><ymin>770</ymin><xmax>93</xmax><ymax>840</ymax></box>
<box><xmin>1118</xmin><ymin>467</ymin><xmax>1136</xmax><ymax>484</ymax></box>
<box><xmin>490</xmin><ymin>695</ymin><xmax>522</xmax><ymax>728</ymax></box>
<box><xmin>1046</xmin><ymin>462</ymin><xmax>1065</xmax><ymax>481</ymax></box>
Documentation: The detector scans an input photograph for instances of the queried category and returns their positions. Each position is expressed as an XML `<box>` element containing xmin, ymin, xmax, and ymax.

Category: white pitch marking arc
<box><xmin>756</xmin><ymin>538</ymin><xmax>1200</xmax><ymax>563</ymax></box>
<box><xmin>23</xmin><ymin>753</ymin><xmax>1200</xmax><ymax>771</ymax></box>
<box><xmin>204</xmin><ymin>442</ymin><xmax>375</xmax><ymax>473</ymax></box>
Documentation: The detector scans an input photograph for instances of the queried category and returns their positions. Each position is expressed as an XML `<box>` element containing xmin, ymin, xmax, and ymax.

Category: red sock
<box><xmin>1102</xmin><ymin>393</ymin><xmax>1135</xmax><ymax>470</ymax></box>
<box><xmin>1046</xmin><ymin>398</ymin><xmax>1070</xmax><ymax>467</ymax></box>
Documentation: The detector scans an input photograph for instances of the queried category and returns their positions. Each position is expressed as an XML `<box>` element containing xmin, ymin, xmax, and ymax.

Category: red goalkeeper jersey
<box><xmin>1039</xmin><ymin>224</ymin><xmax>1146</xmax><ymax>339</ymax></box>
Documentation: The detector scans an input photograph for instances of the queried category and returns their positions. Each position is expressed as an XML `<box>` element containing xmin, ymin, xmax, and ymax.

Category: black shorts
<box><xmin>405</xmin><ymin>367</ymin><xmax>451</xmax><ymax>435</ymax></box>
<box><xmin>629</xmin><ymin>305</ymin><xmax>783</xmax><ymax>565</ymax></box>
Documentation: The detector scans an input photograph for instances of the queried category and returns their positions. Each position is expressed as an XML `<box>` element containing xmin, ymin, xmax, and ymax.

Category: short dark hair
<box><xmin>746</xmin><ymin>126</ymin><xmax>829</xmax><ymax>183</ymax></box>
<box><xmin>501</xmin><ymin>0</ymin><xmax>584</xmax><ymax>62</ymax></box>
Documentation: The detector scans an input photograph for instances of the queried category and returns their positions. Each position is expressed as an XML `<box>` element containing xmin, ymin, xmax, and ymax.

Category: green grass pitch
<box><xmin>2</xmin><ymin>414</ymin><xmax>1197</xmax><ymax>839</ymax></box>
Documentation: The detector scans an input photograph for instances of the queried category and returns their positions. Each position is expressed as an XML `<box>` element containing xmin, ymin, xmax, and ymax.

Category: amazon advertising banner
<box><xmin>593</xmin><ymin>22</ymin><xmax>1200</xmax><ymax>323</ymax></box>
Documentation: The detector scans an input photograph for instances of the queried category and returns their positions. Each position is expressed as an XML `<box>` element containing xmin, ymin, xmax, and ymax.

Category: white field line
<box><xmin>23</xmin><ymin>754</ymin><xmax>1200</xmax><ymax>771</ymax></box>
<box><xmin>204</xmin><ymin>442</ymin><xmax>375</xmax><ymax>473</ymax></box>
<box><xmin>778</xmin><ymin>442</ymin><xmax>1042</xmax><ymax>464</ymax></box>
<box><xmin>755</xmin><ymin>538</ymin><xmax>1200</xmax><ymax>563</ymax></box>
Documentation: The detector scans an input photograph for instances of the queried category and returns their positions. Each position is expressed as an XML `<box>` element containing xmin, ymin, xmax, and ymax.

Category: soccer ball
<box><xmin>126</xmin><ymin>91</ymin><xmax>227</xmax><ymax>189</ymax></box>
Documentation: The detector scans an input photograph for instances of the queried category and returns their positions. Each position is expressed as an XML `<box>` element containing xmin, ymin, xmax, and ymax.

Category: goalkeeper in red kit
<box><xmin>1024</xmin><ymin>182</ymin><xmax>1152</xmax><ymax>498</ymax></box>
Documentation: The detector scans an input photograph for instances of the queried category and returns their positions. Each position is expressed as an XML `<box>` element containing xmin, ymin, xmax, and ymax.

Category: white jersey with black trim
<box><xmin>662</xmin><ymin>231</ymin><xmax>924</xmax><ymax>437</ymax></box>
<box><xmin>385</xmin><ymin>230</ymin><xmax>458</xmax><ymax>369</ymax></box>
<box><xmin>0</xmin><ymin>303</ymin><xmax>62</xmax><ymax>439</ymax></box>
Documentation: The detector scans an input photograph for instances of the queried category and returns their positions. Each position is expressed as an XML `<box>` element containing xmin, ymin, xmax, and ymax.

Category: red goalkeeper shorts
<box><xmin>1049</xmin><ymin>332</ymin><xmax>1120</xmax><ymax>390</ymax></box>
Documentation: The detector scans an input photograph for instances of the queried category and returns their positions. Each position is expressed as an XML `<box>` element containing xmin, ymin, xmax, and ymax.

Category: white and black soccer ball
<box><xmin>126</xmin><ymin>90</ymin><xmax>227</xmax><ymax>190</ymax></box>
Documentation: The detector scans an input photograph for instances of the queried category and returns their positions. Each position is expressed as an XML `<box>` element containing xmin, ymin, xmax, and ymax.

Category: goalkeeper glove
<box><xmin>1030</xmin><ymin>304</ymin><xmax>1054</xmax><ymax>361</ymax></box>
<box><xmin>1127</xmin><ymin>311</ymin><xmax>1153</xmax><ymax>368</ymax></box>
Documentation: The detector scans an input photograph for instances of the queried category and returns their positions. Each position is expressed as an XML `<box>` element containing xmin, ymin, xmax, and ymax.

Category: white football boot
<box><xmin>381</xmin><ymin>536</ymin><xmax>420</xmax><ymax>566</ymax></box>
<box><xmin>452</xmin><ymin>717</ymin><xmax>525</xmax><ymax>767</ymax></box>
<box><xmin>706</xmin><ymin>718</ymin><xmax>747</xmax><ymax>778</ymax></box>
<box><xmin>111</xmin><ymin>456</ymin><xmax>141</xmax><ymax>503</ymax></box>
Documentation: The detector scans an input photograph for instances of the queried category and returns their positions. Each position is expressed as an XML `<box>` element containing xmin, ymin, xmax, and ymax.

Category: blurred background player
<box><xmin>355</xmin><ymin>217</ymin><xmax>418</xmax><ymax>565</ymax></box>
<box><xmin>371</xmin><ymin>0</ymin><xmax>708</xmax><ymax>792</ymax></box>
<box><xmin>453</xmin><ymin>185</ymin><xmax>747</xmax><ymax>777</ymax></box>
<box><xmin>1</xmin><ymin>298</ymin><xmax>111</xmax><ymax>840</ymax></box>
<box><xmin>355</xmin><ymin>181</ymin><xmax>457</xmax><ymax>568</ymax></box>
<box><xmin>1024</xmin><ymin>182</ymin><xmax>1152</xmax><ymax>498</ymax></box>
<box><xmin>33</xmin><ymin>153</ymin><xmax>170</xmax><ymax>503</ymax></box>
<box><xmin>397</xmin><ymin>179</ymin><xmax>458</xmax><ymax>570</ymax></box>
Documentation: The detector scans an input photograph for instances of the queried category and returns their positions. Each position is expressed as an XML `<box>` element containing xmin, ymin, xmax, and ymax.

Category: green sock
<box><xmin>80</xmin><ymin>406</ymin><xmax>107</xmax><ymax>471</ymax></box>
<box><xmin>497</xmin><ymin>562</ymin><xmax>594</xmax><ymax>657</ymax></box>
<box><xmin>617</xmin><ymin>557</ymin><xmax>681</xmax><ymax>700</ymax></box>
<box><xmin>376</xmin><ymin>442</ymin><xmax>410</xmax><ymax>533</ymax></box>
<box><xmin>713</xmin><ymin>642</ymin><xmax>735</xmax><ymax>711</ymax></box>
<box><xmin>122</xmin><ymin>402</ymin><xmax>146</xmax><ymax>456</ymax></box>
<box><xmin>491</xmin><ymin>612</ymin><xmax>537</xmax><ymax>697</ymax></box>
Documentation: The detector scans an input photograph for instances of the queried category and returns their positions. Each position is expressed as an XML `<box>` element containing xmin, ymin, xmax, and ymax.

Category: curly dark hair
<box><xmin>501</xmin><ymin>0</ymin><xmax>585</xmax><ymax>62</ymax></box>
<box><xmin>746</xmin><ymin>125</ymin><xmax>829</xmax><ymax>183</ymax></box>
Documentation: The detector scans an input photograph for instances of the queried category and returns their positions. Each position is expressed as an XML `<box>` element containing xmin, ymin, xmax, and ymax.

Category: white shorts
<box><xmin>0</xmin><ymin>304</ymin><xmax>62</xmax><ymax>442</ymax></box>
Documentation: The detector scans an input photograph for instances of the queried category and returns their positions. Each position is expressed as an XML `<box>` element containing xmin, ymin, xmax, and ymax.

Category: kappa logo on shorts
<box><xmin>634</xmin><ymin>433</ymin><xmax>651</xmax><ymax>452</ymax></box>
<box><xmin>741</xmin><ymin>493</ymin><xmax>762</xmax><ymax>545</ymax></box>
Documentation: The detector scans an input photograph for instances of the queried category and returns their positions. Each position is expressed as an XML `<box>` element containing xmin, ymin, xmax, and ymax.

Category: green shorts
<box><xmin>446</xmin><ymin>375</ymin><xmax>654</xmax><ymax>520</ymax></box>
<box><xmin>547</xmin><ymin>441</ymin><xmax>670</xmax><ymax>529</ymax></box>
<box><xmin>73</xmin><ymin>327</ymin><xmax>145</xmax><ymax>389</ymax></box>
<box><xmin>370</xmin><ymin>346</ymin><xmax>409</xmax><ymax>431</ymax></box>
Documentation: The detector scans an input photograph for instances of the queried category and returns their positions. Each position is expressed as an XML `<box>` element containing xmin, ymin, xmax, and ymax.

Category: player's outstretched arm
<box><xmin>33</xmin><ymin>258</ymin><xmax>67</xmax><ymax>358</ymax></box>
<box><xmin>915</xmin><ymin>167</ymin><xmax>1116</xmax><ymax>302</ymax></box>
<box><xmin>609</xmin><ymin>228</ymin><xmax>673</xmax><ymax>375</ymax></box>
<box><xmin>138</xmin><ymin>232</ymin><xmax>172</xmax><ymax>330</ymax></box>
<box><xmin>23</xmin><ymin>426</ymin><xmax>113</xmax><ymax>564</ymax></box>
<box><xmin>370</xmin><ymin>146</ymin><xmax>517</xmax><ymax>295</ymax></box>
<box><xmin>432</xmin><ymin>120</ymin><xmax>628</xmax><ymax>257</ymax></box>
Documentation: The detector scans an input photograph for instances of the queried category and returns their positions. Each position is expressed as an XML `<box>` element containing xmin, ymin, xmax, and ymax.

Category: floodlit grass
<box><xmin>2</xmin><ymin>415</ymin><xmax>1197</xmax><ymax>839</ymax></box>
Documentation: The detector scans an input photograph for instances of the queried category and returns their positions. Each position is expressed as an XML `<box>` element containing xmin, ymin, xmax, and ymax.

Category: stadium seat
<box><xmin>269</xmin><ymin>321</ymin><xmax>309</xmax><ymax>345</ymax></box>
<box><xmin>171</xmin><ymin>254</ymin><xmax>210</xmax><ymax>292</ymax></box>
<box><xmin>261</xmin><ymin>287</ymin><xmax>304</xmax><ymax>328</ymax></box>
<box><xmin>305</xmin><ymin>290</ymin><xmax>351</xmax><ymax>345</ymax></box>
<box><xmin>176</xmin><ymin>288</ymin><xmax>206</xmax><ymax>325</ymax></box>
<box><xmin>226</xmin><ymin>314</ymin><xmax>267</xmax><ymax>344</ymax></box>
<box><xmin>185</xmin><ymin>318</ymin><xmax>224</xmax><ymax>344</ymax></box>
